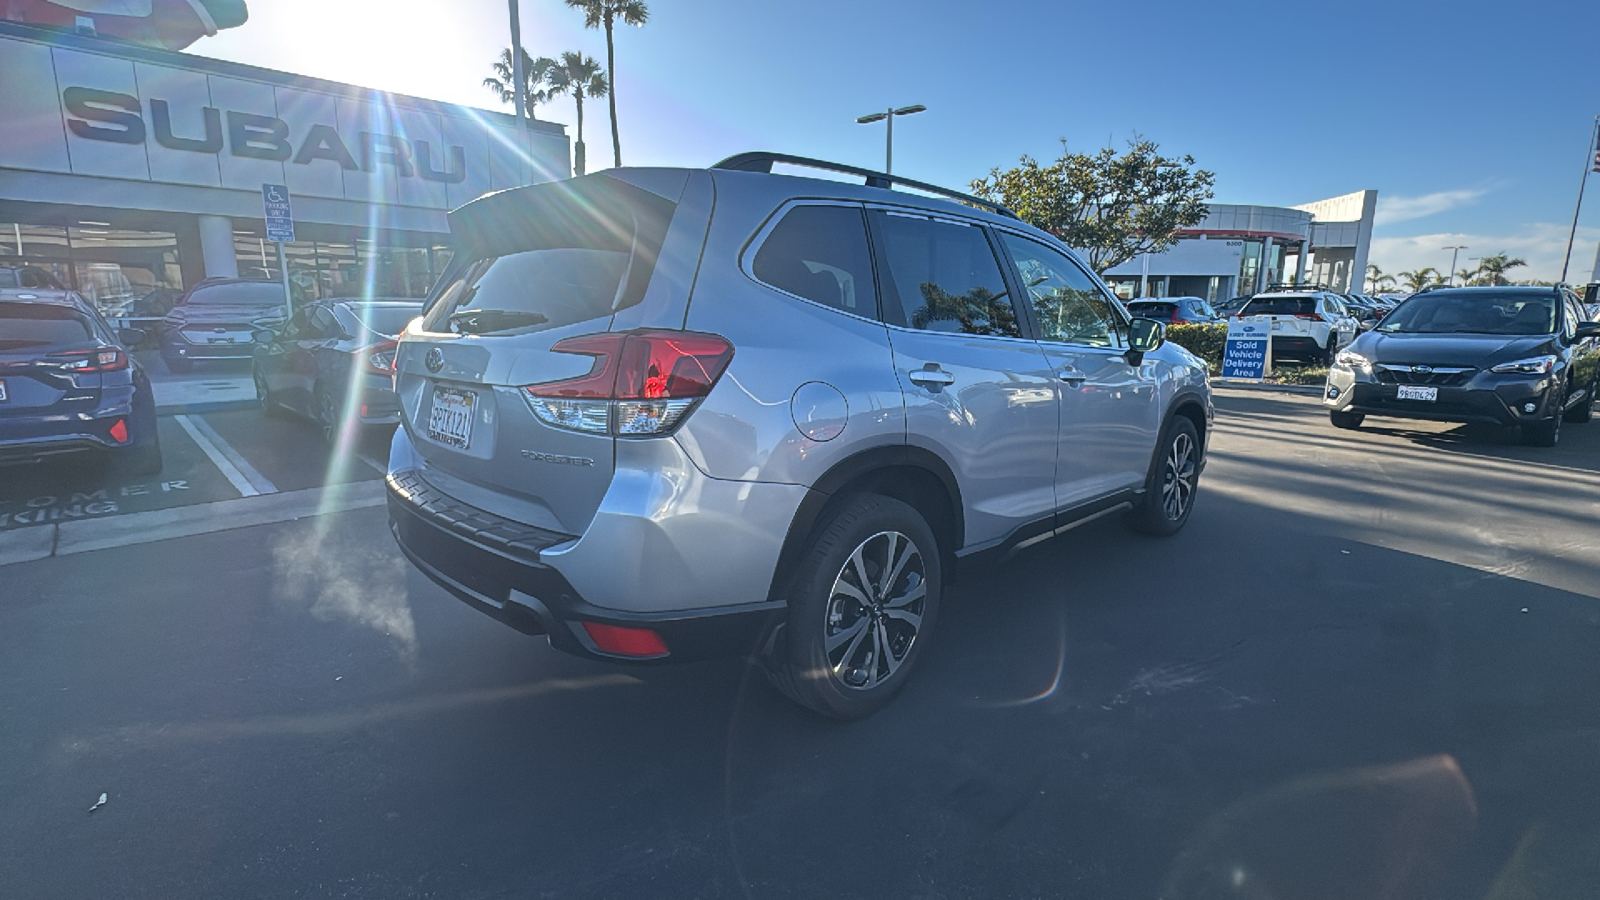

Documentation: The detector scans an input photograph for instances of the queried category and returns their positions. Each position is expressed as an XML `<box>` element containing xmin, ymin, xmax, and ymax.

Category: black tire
<box><xmin>1330</xmin><ymin>410</ymin><xmax>1365</xmax><ymax>430</ymax></box>
<box><xmin>1563</xmin><ymin>376</ymin><xmax>1594</xmax><ymax>424</ymax></box>
<box><xmin>255</xmin><ymin>372</ymin><xmax>286</xmax><ymax>417</ymax></box>
<box><xmin>1321</xmin><ymin>336</ymin><xmax>1338</xmax><ymax>365</ymax></box>
<box><xmin>1522</xmin><ymin>414</ymin><xmax>1561</xmax><ymax>447</ymax></box>
<box><xmin>164</xmin><ymin>354</ymin><xmax>192</xmax><ymax>374</ymax></box>
<box><xmin>113</xmin><ymin>436</ymin><xmax>163</xmax><ymax>477</ymax></box>
<box><xmin>1130</xmin><ymin>416</ymin><xmax>1201</xmax><ymax>536</ymax></box>
<box><xmin>767</xmin><ymin>494</ymin><xmax>941</xmax><ymax>720</ymax></box>
<box><xmin>314</xmin><ymin>384</ymin><xmax>343</xmax><ymax>446</ymax></box>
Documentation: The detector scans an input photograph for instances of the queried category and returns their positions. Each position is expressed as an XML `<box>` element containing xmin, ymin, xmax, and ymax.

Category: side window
<box><xmin>280</xmin><ymin>309</ymin><xmax>310</xmax><ymax>339</ymax></box>
<box><xmin>304</xmin><ymin>306</ymin><xmax>339</xmax><ymax>339</ymax></box>
<box><xmin>1563</xmin><ymin>298</ymin><xmax>1582</xmax><ymax>339</ymax></box>
<box><xmin>869</xmin><ymin>210</ymin><xmax>1020</xmax><ymax>338</ymax></box>
<box><xmin>751</xmin><ymin>205</ymin><xmax>874</xmax><ymax>315</ymax></box>
<box><xmin>996</xmin><ymin>232</ymin><xmax>1125</xmax><ymax>348</ymax></box>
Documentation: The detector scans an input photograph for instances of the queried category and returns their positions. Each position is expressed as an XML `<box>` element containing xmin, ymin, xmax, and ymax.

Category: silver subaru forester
<box><xmin>387</xmin><ymin>153</ymin><xmax>1213</xmax><ymax>719</ymax></box>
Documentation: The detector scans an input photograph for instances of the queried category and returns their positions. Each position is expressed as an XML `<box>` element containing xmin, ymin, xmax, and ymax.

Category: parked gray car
<box><xmin>252</xmin><ymin>299</ymin><xmax>422</xmax><ymax>444</ymax></box>
<box><xmin>387</xmin><ymin>153</ymin><xmax>1213</xmax><ymax>718</ymax></box>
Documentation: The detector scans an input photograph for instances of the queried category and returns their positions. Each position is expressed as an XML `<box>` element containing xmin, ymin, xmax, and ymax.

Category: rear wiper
<box><xmin>448</xmin><ymin>309</ymin><xmax>548</xmax><ymax>334</ymax></box>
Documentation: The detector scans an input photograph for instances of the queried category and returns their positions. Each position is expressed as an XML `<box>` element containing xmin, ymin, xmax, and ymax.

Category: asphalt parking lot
<box><xmin>2</xmin><ymin>387</ymin><xmax>1598</xmax><ymax>898</ymax></box>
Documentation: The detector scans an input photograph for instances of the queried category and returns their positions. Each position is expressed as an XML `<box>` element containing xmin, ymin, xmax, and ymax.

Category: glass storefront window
<box><xmin>1</xmin><ymin>221</ymin><xmax>181</xmax><ymax>321</ymax></box>
<box><xmin>230</xmin><ymin>223</ymin><xmax>449</xmax><ymax>301</ymax></box>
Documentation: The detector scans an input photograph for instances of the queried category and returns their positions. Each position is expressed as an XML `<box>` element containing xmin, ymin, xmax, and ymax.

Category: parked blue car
<box><xmin>0</xmin><ymin>288</ymin><xmax>161</xmax><ymax>474</ymax></box>
<box><xmin>160</xmin><ymin>278</ymin><xmax>287</xmax><ymax>373</ymax></box>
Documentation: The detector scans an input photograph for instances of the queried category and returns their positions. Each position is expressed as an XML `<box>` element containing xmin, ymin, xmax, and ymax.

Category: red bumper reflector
<box><xmin>108</xmin><ymin>418</ymin><xmax>129</xmax><ymax>444</ymax></box>
<box><xmin>581</xmin><ymin>622</ymin><xmax>669</xmax><ymax>658</ymax></box>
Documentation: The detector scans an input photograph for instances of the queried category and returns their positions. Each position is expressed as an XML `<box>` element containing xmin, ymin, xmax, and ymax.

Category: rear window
<box><xmin>1127</xmin><ymin>302</ymin><xmax>1176</xmax><ymax>316</ymax></box>
<box><xmin>1241</xmin><ymin>295</ymin><xmax>1317</xmax><ymax>316</ymax></box>
<box><xmin>342</xmin><ymin>304</ymin><xmax>422</xmax><ymax>337</ymax></box>
<box><xmin>425</xmin><ymin>177</ymin><xmax>676</xmax><ymax>335</ymax></box>
<box><xmin>0</xmin><ymin>302</ymin><xmax>94</xmax><ymax>350</ymax></box>
<box><xmin>751</xmin><ymin>205</ymin><xmax>874</xmax><ymax>315</ymax></box>
<box><xmin>184</xmin><ymin>282</ymin><xmax>286</xmax><ymax>306</ymax></box>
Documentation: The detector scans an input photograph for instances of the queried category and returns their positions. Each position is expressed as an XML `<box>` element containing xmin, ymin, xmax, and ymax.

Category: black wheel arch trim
<box><xmin>765</xmin><ymin>445</ymin><xmax>964</xmax><ymax>604</ymax></box>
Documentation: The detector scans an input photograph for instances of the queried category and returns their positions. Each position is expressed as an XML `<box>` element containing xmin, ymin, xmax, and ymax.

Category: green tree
<box><xmin>1453</xmin><ymin>266</ymin><xmax>1481</xmax><ymax>286</ymax></box>
<box><xmin>1398</xmin><ymin>267</ymin><xmax>1441</xmax><ymax>293</ymax></box>
<box><xmin>565</xmin><ymin>0</ymin><xmax>649</xmax><ymax>168</ymax></box>
<box><xmin>969</xmin><ymin>137</ymin><xmax>1215</xmax><ymax>274</ymax></box>
<box><xmin>1475</xmin><ymin>252</ymin><xmax>1528</xmax><ymax>286</ymax></box>
<box><xmin>483</xmin><ymin>48</ymin><xmax>554</xmax><ymax>121</ymax></box>
<box><xmin>1366</xmin><ymin>264</ymin><xmax>1396</xmax><ymax>293</ymax></box>
<box><xmin>545</xmin><ymin>51</ymin><xmax>609</xmax><ymax>176</ymax></box>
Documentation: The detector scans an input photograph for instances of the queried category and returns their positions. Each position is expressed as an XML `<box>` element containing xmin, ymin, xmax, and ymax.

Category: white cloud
<box><xmin>1368</xmin><ymin>223</ymin><xmax>1600</xmax><ymax>284</ymax></box>
<box><xmin>1374</xmin><ymin>189</ymin><xmax>1489</xmax><ymax>226</ymax></box>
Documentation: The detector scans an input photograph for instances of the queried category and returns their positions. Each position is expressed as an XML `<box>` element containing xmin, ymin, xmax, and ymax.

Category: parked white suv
<box><xmin>1235</xmin><ymin>290</ymin><xmax>1360</xmax><ymax>362</ymax></box>
<box><xmin>387</xmin><ymin>153</ymin><xmax>1214</xmax><ymax>718</ymax></box>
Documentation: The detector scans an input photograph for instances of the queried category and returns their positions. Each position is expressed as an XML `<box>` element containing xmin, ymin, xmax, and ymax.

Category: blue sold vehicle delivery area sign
<box><xmin>1221</xmin><ymin>317</ymin><xmax>1272</xmax><ymax>380</ymax></box>
<box><xmin>262</xmin><ymin>183</ymin><xmax>295</xmax><ymax>243</ymax></box>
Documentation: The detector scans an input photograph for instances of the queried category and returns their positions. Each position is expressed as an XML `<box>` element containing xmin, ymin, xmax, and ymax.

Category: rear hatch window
<box><xmin>1127</xmin><ymin>302</ymin><xmax>1177</xmax><ymax>319</ymax></box>
<box><xmin>0</xmin><ymin>302</ymin><xmax>94</xmax><ymax>351</ymax></box>
<box><xmin>424</xmin><ymin>178</ymin><xmax>676</xmax><ymax>335</ymax></box>
<box><xmin>183</xmin><ymin>282</ymin><xmax>285</xmax><ymax>306</ymax></box>
<box><xmin>1241</xmin><ymin>296</ymin><xmax>1317</xmax><ymax>316</ymax></box>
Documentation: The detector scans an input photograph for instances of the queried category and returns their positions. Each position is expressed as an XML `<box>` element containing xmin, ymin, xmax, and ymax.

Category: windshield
<box><xmin>0</xmin><ymin>302</ymin><xmax>93</xmax><ymax>350</ymax></box>
<box><xmin>1377</xmin><ymin>292</ymin><xmax>1556</xmax><ymax>335</ymax></box>
<box><xmin>184</xmin><ymin>282</ymin><xmax>286</xmax><ymax>306</ymax></box>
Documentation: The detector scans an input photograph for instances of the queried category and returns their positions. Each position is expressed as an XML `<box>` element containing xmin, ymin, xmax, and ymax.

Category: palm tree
<box><xmin>1398</xmin><ymin>267</ymin><xmax>1441</xmax><ymax>293</ymax></box>
<box><xmin>545</xmin><ymin>51</ymin><xmax>609</xmax><ymax>176</ymax></box>
<box><xmin>1453</xmin><ymin>267</ymin><xmax>1481</xmax><ymax>287</ymax></box>
<box><xmin>1365</xmin><ymin>264</ymin><xmax>1396</xmax><ymax>293</ymax></box>
<box><xmin>565</xmin><ymin>0</ymin><xmax>649</xmax><ymax>167</ymax></box>
<box><xmin>484</xmin><ymin>48</ymin><xmax>555</xmax><ymax>122</ymax></box>
<box><xmin>1474</xmin><ymin>252</ymin><xmax>1528</xmax><ymax>286</ymax></box>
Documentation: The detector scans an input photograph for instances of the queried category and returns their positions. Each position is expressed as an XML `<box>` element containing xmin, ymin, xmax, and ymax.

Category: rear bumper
<box><xmin>0</xmin><ymin>390</ymin><xmax>151</xmax><ymax>465</ymax></box>
<box><xmin>387</xmin><ymin>468</ymin><xmax>780</xmax><ymax>663</ymax></box>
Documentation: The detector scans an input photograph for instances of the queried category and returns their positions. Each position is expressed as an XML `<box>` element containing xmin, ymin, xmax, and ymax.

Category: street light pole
<box><xmin>508</xmin><ymin>0</ymin><xmax>526</xmax><ymax>125</ymax></box>
<box><xmin>856</xmin><ymin>104</ymin><xmax>926</xmax><ymax>175</ymax></box>
<box><xmin>1443</xmin><ymin>245</ymin><xmax>1468</xmax><ymax>285</ymax></box>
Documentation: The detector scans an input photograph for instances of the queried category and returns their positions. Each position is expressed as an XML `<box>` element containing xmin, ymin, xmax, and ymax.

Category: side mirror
<box><xmin>251</xmin><ymin>328</ymin><xmax>277</xmax><ymax>344</ymax></box>
<box><xmin>117</xmin><ymin>327</ymin><xmax>146</xmax><ymax>346</ymax></box>
<box><xmin>1129</xmin><ymin>317</ymin><xmax>1166</xmax><ymax>353</ymax></box>
<box><xmin>1575</xmin><ymin>321</ymin><xmax>1600</xmax><ymax>340</ymax></box>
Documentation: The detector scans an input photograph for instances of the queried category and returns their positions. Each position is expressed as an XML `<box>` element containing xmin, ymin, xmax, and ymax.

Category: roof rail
<box><xmin>1263</xmin><ymin>282</ymin><xmax>1336</xmax><ymax>293</ymax></box>
<box><xmin>711</xmin><ymin>152</ymin><xmax>1019</xmax><ymax>220</ymax></box>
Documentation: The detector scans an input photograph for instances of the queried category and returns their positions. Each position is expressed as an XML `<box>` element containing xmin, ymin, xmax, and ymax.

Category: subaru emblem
<box><xmin>1412</xmin><ymin>365</ymin><xmax>1433</xmax><ymax>374</ymax></box>
<box><xmin>425</xmin><ymin>347</ymin><xmax>444</xmax><ymax>373</ymax></box>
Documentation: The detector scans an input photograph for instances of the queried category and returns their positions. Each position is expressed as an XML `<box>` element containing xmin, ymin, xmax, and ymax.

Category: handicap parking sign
<box><xmin>261</xmin><ymin>183</ymin><xmax>295</xmax><ymax>243</ymax></box>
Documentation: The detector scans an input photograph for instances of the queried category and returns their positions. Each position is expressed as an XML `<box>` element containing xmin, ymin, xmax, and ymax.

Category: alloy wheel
<box><xmin>1162</xmin><ymin>431</ymin><xmax>1197</xmax><ymax>520</ymax></box>
<box><xmin>824</xmin><ymin>530</ymin><xmax>926</xmax><ymax>691</ymax></box>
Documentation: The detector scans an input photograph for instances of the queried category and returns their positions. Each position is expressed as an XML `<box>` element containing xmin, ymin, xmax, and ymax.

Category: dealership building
<box><xmin>1102</xmin><ymin>190</ymin><xmax>1378</xmax><ymax>302</ymax></box>
<box><xmin>0</xmin><ymin>20</ymin><xmax>570</xmax><ymax>317</ymax></box>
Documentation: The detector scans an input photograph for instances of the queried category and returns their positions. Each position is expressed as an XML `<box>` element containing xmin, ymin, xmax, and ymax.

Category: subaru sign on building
<box><xmin>0</xmin><ymin>20</ymin><xmax>569</xmax><ymax>317</ymax></box>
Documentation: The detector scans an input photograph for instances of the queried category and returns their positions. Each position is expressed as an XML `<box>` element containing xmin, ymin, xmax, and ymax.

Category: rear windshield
<box><xmin>425</xmin><ymin>177</ymin><xmax>676</xmax><ymax>335</ymax></box>
<box><xmin>184</xmin><ymin>282</ymin><xmax>286</xmax><ymax>306</ymax></box>
<box><xmin>0</xmin><ymin>302</ymin><xmax>94</xmax><ymax>350</ymax></box>
<box><xmin>342</xmin><ymin>304</ymin><xmax>422</xmax><ymax>337</ymax></box>
<box><xmin>1127</xmin><ymin>302</ymin><xmax>1177</xmax><ymax>315</ymax></box>
<box><xmin>1377</xmin><ymin>292</ymin><xmax>1557</xmax><ymax>335</ymax></box>
<box><xmin>1241</xmin><ymin>296</ymin><xmax>1316</xmax><ymax>316</ymax></box>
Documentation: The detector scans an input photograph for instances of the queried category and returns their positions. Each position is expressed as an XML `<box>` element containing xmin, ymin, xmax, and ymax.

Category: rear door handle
<box><xmin>908</xmin><ymin>367</ymin><xmax>956</xmax><ymax>387</ymax></box>
<box><xmin>1057</xmin><ymin>368</ymin><xmax>1087</xmax><ymax>384</ymax></box>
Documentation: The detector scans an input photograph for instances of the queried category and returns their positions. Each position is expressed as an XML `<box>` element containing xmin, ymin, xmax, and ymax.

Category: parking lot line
<box><xmin>174</xmin><ymin>414</ymin><xmax>278</xmax><ymax>498</ymax></box>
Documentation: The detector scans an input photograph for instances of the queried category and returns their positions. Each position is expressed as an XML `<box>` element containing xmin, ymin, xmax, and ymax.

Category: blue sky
<box><xmin>199</xmin><ymin>0</ymin><xmax>1600</xmax><ymax>282</ymax></box>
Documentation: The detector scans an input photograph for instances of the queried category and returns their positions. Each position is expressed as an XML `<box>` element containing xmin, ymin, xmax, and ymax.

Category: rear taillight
<box><xmin>524</xmin><ymin>330</ymin><xmax>734</xmax><ymax>437</ymax></box>
<box><xmin>48</xmin><ymin>347</ymin><xmax>128</xmax><ymax>372</ymax></box>
<box><xmin>359</xmin><ymin>340</ymin><xmax>398</xmax><ymax>377</ymax></box>
<box><xmin>1294</xmin><ymin>313</ymin><xmax>1324</xmax><ymax>321</ymax></box>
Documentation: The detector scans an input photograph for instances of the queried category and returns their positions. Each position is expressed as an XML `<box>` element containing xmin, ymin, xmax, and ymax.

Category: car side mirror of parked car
<box><xmin>1575</xmin><ymin>321</ymin><xmax>1600</xmax><ymax>340</ymax></box>
<box><xmin>117</xmin><ymin>327</ymin><xmax>146</xmax><ymax>346</ymax></box>
<box><xmin>252</xmin><ymin>328</ymin><xmax>277</xmax><ymax>344</ymax></box>
<box><xmin>1127</xmin><ymin>318</ymin><xmax>1166</xmax><ymax>364</ymax></box>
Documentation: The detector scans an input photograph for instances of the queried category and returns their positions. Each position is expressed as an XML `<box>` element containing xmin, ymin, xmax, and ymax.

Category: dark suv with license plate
<box><xmin>1323</xmin><ymin>286</ymin><xmax>1600</xmax><ymax>446</ymax></box>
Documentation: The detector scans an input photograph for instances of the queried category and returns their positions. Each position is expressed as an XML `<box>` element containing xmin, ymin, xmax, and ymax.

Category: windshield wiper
<box><xmin>448</xmin><ymin>309</ymin><xmax>548</xmax><ymax>334</ymax></box>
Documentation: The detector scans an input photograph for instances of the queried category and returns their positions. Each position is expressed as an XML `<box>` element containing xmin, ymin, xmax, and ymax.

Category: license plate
<box><xmin>427</xmin><ymin>387</ymin><xmax>476</xmax><ymax>448</ymax></box>
<box><xmin>1397</xmin><ymin>385</ymin><xmax>1438</xmax><ymax>401</ymax></box>
<box><xmin>0</xmin><ymin>379</ymin><xmax>7</xmax><ymax>402</ymax></box>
